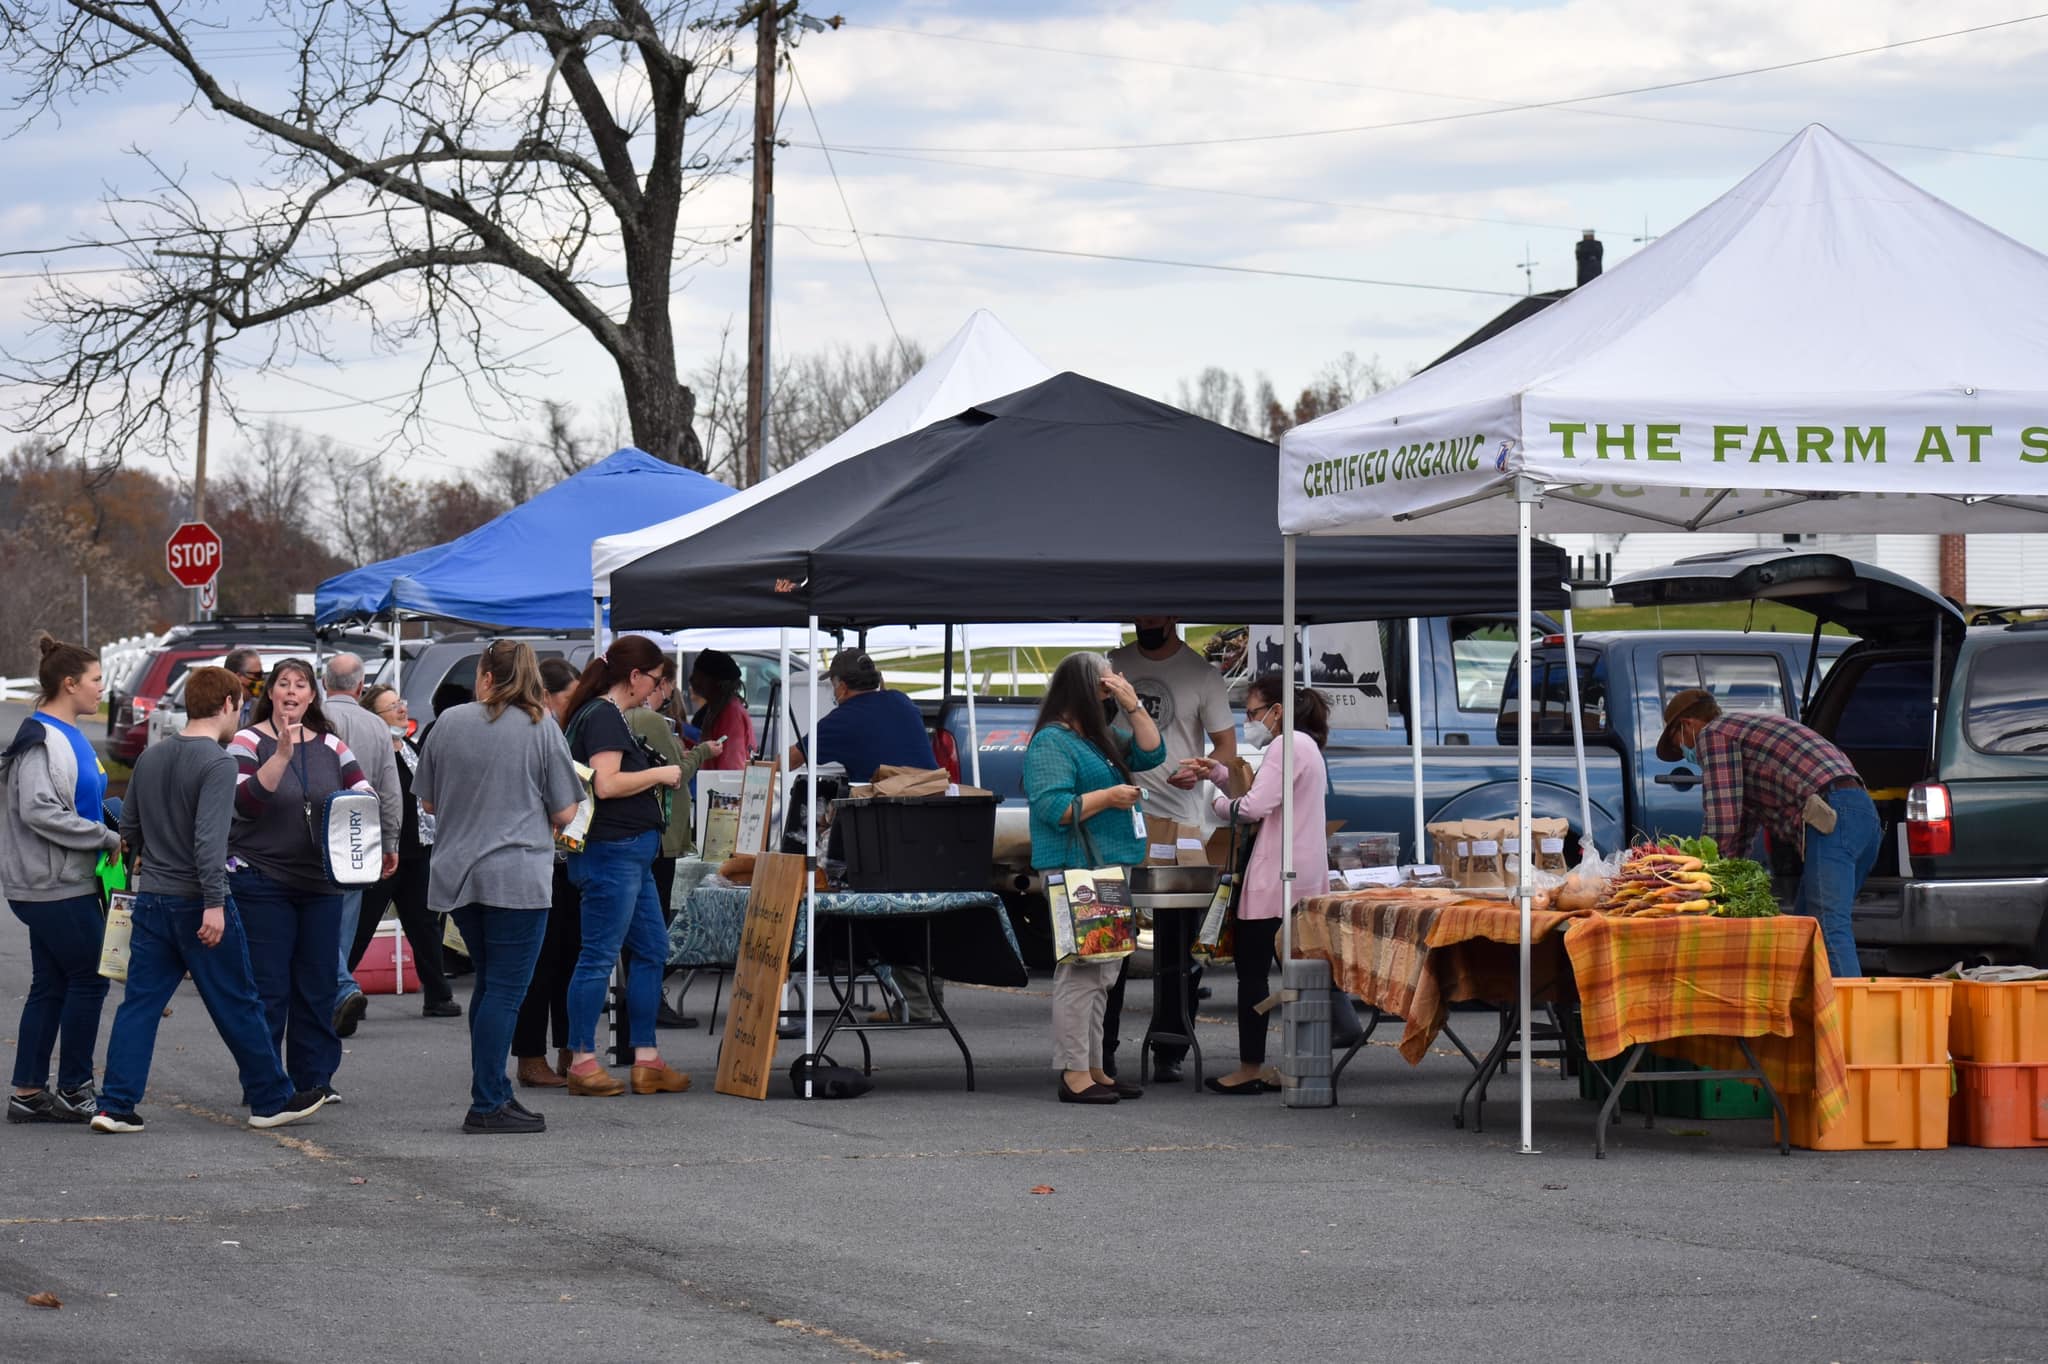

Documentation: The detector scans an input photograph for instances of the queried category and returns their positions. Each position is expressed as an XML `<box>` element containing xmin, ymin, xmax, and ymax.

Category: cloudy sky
<box><xmin>5</xmin><ymin>0</ymin><xmax>2047</xmax><ymax>489</ymax></box>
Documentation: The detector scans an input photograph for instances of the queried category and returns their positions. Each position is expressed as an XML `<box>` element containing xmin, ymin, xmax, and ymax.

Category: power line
<box><xmin>833</xmin><ymin>11</ymin><xmax>2048</xmax><ymax>154</ymax></box>
<box><xmin>786</xmin><ymin>56</ymin><xmax>910</xmax><ymax>366</ymax></box>
<box><xmin>847</xmin><ymin>21</ymin><xmax>2048</xmax><ymax>167</ymax></box>
<box><xmin>856</xmin><ymin>231</ymin><xmax>1524</xmax><ymax>297</ymax></box>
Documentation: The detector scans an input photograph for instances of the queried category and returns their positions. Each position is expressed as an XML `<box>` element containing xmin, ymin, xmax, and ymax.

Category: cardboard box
<box><xmin>1145</xmin><ymin>814</ymin><xmax>1212</xmax><ymax>867</ymax></box>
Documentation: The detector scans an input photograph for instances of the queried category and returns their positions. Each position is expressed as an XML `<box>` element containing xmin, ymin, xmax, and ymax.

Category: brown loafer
<box><xmin>517</xmin><ymin>1056</ymin><xmax>567</xmax><ymax>1089</ymax></box>
<box><xmin>630</xmin><ymin>1062</ymin><xmax>692</xmax><ymax>1095</ymax></box>
<box><xmin>566</xmin><ymin>1064</ymin><xmax>626</xmax><ymax>1097</ymax></box>
<box><xmin>555</xmin><ymin>1048</ymin><xmax>573</xmax><ymax>1079</ymax></box>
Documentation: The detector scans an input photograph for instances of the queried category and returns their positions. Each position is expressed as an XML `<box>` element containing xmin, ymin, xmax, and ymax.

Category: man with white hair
<box><xmin>321</xmin><ymin>653</ymin><xmax>408</xmax><ymax>1050</ymax></box>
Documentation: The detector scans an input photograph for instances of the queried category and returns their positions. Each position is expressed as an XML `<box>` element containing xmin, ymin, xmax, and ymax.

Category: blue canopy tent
<box><xmin>315</xmin><ymin>448</ymin><xmax>734</xmax><ymax>631</ymax></box>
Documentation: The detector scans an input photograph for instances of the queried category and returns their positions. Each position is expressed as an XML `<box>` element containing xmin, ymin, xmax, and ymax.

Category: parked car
<box><xmin>145</xmin><ymin>649</ymin><xmax>400</xmax><ymax>749</ymax></box>
<box><xmin>1611</xmin><ymin>547</ymin><xmax>2048</xmax><ymax>971</ymax></box>
<box><xmin>108</xmin><ymin>616</ymin><xmax>388</xmax><ymax>765</ymax></box>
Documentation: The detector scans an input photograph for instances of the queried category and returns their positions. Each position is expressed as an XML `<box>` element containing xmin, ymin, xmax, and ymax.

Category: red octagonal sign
<box><xmin>166</xmin><ymin>520</ymin><xmax>223</xmax><ymax>589</ymax></box>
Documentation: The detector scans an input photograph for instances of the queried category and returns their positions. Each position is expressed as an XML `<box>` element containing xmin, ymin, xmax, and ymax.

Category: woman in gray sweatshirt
<box><xmin>3</xmin><ymin>635</ymin><xmax>122</xmax><ymax>1125</ymax></box>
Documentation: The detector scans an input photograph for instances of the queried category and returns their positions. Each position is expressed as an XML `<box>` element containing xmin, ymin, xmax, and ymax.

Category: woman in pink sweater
<box><xmin>1191</xmin><ymin>675</ymin><xmax>1332</xmax><ymax>1094</ymax></box>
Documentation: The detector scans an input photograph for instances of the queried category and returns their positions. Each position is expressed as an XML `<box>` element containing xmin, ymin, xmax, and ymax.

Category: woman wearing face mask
<box><xmin>557</xmin><ymin>637</ymin><xmax>689</xmax><ymax>1097</ymax></box>
<box><xmin>1183</xmin><ymin>674</ymin><xmax>1336</xmax><ymax>1094</ymax></box>
<box><xmin>687</xmin><ymin>649</ymin><xmax>753</xmax><ymax>772</ymax></box>
<box><xmin>1022</xmin><ymin>651</ymin><xmax>1165</xmax><ymax>1104</ymax></box>
<box><xmin>3</xmin><ymin>634</ymin><xmax>123</xmax><ymax>1125</ymax></box>
<box><xmin>228</xmin><ymin>659</ymin><xmax>375</xmax><ymax>1104</ymax></box>
<box><xmin>341</xmin><ymin>686</ymin><xmax>459</xmax><ymax>1019</ymax></box>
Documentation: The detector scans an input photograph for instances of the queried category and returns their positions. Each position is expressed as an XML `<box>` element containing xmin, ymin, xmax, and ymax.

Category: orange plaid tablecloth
<box><xmin>1565</xmin><ymin>914</ymin><xmax>1848</xmax><ymax>1132</ymax></box>
<box><xmin>1293</xmin><ymin>894</ymin><xmax>1580</xmax><ymax>1064</ymax></box>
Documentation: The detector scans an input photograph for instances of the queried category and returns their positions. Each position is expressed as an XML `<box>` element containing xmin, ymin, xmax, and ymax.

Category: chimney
<box><xmin>1576</xmin><ymin>229</ymin><xmax>1603</xmax><ymax>287</ymax></box>
<box><xmin>1939</xmin><ymin>534</ymin><xmax>1968</xmax><ymax>605</ymax></box>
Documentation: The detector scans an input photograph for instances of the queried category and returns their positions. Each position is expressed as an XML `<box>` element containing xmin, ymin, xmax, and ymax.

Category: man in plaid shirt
<box><xmin>1658</xmin><ymin>689</ymin><xmax>1881</xmax><ymax>976</ymax></box>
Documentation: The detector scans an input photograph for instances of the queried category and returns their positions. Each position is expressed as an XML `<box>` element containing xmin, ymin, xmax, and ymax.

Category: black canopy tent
<box><xmin>608</xmin><ymin>374</ymin><xmax>1570</xmax><ymax>628</ymax></box>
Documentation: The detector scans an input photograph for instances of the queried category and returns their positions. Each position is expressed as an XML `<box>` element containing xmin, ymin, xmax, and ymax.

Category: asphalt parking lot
<box><xmin>5</xmin><ymin>908</ymin><xmax>2046</xmax><ymax>1364</ymax></box>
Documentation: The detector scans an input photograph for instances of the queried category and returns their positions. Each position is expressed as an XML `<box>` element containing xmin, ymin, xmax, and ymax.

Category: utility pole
<box><xmin>744</xmin><ymin>3</ymin><xmax>790</xmax><ymax>489</ymax></box>
<box><xmin>157</xmin><ymin>244</ymin><xmax>257</xmax><ymax>620</ymax></box>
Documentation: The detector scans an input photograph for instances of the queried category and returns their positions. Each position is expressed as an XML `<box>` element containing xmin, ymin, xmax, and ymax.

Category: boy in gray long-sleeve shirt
<box><xmin>93</xmin><ymin>668</ymin><xmax>327</xmax><ymax>1134</ymax></box>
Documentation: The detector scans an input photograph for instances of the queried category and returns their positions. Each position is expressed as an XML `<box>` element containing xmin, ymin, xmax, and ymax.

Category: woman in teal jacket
<box><xmin>1023</xmin><ymin>652</ymin><xmax>1163</xmax><ymax>1105</ymax></box>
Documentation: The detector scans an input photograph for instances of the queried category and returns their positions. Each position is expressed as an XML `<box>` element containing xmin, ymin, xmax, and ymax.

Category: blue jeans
<box><xmin>7</xmin><ymin>893</ymin><xmax>109</xmax><ymax>1092</ymax></box>
<box><xmin>565</xmin><ymin>830</ymin><xmax>665</xmax><ymax>1053</ymax></box>
<box><xmin>333</xmin><ymin>888</ymin><xmax>365</xmax><ymax>1005</ymax></box>
<box><xmin>1794</xmin><ymin>787</ymin><xmax>1881</xmax><ymax>978</ymax></box>
<box><xmin>231</xmin><ymin>868</ymin><xmax>344</xmax><ymax>1095</ymax></box>
<box><xmin>449</xmin><ymin>906</ymin><xmax>547</xmax><ymax>1115</ymax></box>
<box><xmin>100</xmin><ymin>894</ymin><xmax>295</xmax><ymax>1116</ymax></box>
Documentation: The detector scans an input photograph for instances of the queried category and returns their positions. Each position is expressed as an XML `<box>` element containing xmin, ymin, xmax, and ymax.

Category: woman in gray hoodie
<box><xmin>3</xmin><ymin>635</ymin><xmax>123</xmax><ymax>1125</ymax></box>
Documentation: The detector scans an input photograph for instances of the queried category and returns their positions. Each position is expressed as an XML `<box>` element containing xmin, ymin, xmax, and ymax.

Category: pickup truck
<box><xmin>1612</xmin><ymin>547</ymin><xmax>2048</xmax><ymax>972</ymax></box>
<box><xmin>924</xmin><ymin>615</ymin><xmax>1845</xmax><ymax>965</ymax></box>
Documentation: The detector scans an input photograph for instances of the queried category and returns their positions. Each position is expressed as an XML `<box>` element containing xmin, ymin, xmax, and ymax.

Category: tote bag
<box><xmin>314</xmin><ymin>790</ymin><xmax>384</xmax><ymax>887</ymax></box>
<box><xmin>1048</xmin><ymin>797</ymin><xmax>1136</xmax><ymax>965</ymax></box>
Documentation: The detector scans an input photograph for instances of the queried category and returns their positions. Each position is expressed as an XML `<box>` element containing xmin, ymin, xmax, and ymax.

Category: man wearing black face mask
<box><xmin>1101</xmin><ymin>617</ymin><xmax>1235</xmax><ymax>1083</ymax></box>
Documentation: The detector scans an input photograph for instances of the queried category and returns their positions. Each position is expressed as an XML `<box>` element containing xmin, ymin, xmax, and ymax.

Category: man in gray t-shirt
<box><xmin>413</xmin><ymin>702</ymin><xmax>582</xmax><ymax>912</ymax></box>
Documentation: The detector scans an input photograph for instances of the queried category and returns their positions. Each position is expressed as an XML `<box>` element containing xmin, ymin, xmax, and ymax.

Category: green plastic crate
<box><xmin>1578</xmin><ymin>1052</ymin><xmax>1775</xmax><ymax>1120</ymax></box>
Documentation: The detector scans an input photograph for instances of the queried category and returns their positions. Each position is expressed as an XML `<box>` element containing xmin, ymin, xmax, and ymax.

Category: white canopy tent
<box><xmin>1278</xmin><ymin>125</ymin><xmax>2048</xmax><ymax>1152</ymax></box>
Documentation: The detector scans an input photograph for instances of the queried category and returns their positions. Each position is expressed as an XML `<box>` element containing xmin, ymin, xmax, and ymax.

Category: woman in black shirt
<box><xmin>557</xmin><ymin>637</ymin><xmax>686</xmax><ymax>1097</ymax></box>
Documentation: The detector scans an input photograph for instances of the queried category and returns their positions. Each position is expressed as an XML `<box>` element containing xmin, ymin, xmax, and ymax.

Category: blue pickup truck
<box><xmin>932</xmin><ymin>616</ymin><xmax>1849</xmax><ymax>865</ymax></box>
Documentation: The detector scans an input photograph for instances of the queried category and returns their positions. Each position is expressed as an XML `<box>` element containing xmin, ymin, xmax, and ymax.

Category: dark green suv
<box><xmin>1614</xmin><ymin>549</ymin><xmax>2048</xmax><ymax>973</ymax></box>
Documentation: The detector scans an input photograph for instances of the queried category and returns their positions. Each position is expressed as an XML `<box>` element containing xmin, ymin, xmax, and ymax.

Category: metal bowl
<box><xmin>1129</xmin><ymin>864</ymin><xmax>1221</xmax><ymax>896</ymax></box>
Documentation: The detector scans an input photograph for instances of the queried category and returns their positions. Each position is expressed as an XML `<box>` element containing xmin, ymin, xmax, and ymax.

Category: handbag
<box><xmin>314</xmin><ymin>789</ymin><xmax>384</xmax><ymax>886</ymax></box>
<box><xmin>98</xmin><ymin>891</ymin><xmax>135</xmax><ymax>982</ymax></box>
<box><xmin>789</xmin><ymin>1052</ymin><xmax>871</xmax><ymax>1100</ymax></box>
<box><xmin>1048</xmin><ymin>796</ymin><xmax>1137</xmax><ymax>965</ymax></box>
<box><xmin>1194</xmin><ymin>801</ymin><xmax>1249</xmax><ymax>965</ymax></box>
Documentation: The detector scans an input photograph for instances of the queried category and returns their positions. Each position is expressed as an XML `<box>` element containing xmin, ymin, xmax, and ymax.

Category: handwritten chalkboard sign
<box><xmin>713</xmin><ymin>852</ymin><xmax>807</xmax><ymax>1100</ymax></box>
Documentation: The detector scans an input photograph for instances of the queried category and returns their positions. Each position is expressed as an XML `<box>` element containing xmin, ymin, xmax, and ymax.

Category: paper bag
<box><xmin>98</xmin><ymin>892</ymin><xmax>135</xmax><ymax>982</ymax></box>
<box><xmin>1049</xmin><ymin>866</ymin><xmax>1136</xmax><ymax>964</ymax></box>
<box><xmin>869</xmin><ymin>765</ymin><xmax>952</xmax><ymax>797</ymax></box>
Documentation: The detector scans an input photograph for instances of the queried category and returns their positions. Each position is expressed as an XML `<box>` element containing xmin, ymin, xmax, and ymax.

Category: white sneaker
<box><xmin>248</xmin><ymin>1090</ymin><xmax>329</xmax><ymax>1130</ymax></box>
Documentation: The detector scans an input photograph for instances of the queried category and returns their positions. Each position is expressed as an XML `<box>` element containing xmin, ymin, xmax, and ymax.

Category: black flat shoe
<box><xmin>1204</xmin><ymin>1076</ymin><xmax>1271</xmax><ymax>1095</ymax></box>
<box><xmin>1057</xmin><ymin>1081</ymin><xmax>1119</xmax><ymax>1105</ymax></box>
<box><xmin>422</xmin><ymin>999</ymin><xmax>462</xmax><ymax>1018</ymax></box>
<box><xmin>1110</xmin><ymin>1079</ymin><xmax>1143</xmax><ymax>1100</ymax></box>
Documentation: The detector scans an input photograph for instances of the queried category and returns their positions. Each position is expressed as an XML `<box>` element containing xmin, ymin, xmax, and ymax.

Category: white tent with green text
<box><xmin>1276</xmin><ymin>124</ymin><xmax>2048</xmax><ymax>1153</ymax></box>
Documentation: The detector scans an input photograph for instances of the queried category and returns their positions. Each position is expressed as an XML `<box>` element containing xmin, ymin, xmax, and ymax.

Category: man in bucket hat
<box><xmin>1658</xmin><ymin>688</ymin><xmax>1880</xmax><ymax>976</ymax></box>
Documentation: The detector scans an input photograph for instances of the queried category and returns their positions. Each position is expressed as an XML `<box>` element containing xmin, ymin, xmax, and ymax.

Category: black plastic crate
<box><xmin>833</xmin><ymin>795</ymin><xmax>998</xmax><ymax>892</ymax></box>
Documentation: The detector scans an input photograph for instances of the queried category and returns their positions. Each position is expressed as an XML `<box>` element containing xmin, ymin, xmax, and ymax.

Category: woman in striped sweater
<box><xmin>228</xmin><ymin>659</ymin><xmax>374</xmax><ymax>1104</ymax></box>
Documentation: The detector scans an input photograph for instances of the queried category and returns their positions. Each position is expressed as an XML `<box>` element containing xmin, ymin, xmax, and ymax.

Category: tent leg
<box><xmin>1280</xmin><ymin>535</ymin><xmax>1297</xmax><ymax>966</ymax></box>
<box><xmin>1561</xmin><ymin>606</ymin><xmax>1595</xmax><ymax>856</ymax></box>
<box><xmin>804</xmin><ymin>614</ymin><xmax>820</xmax><ymax>1099</ymax></box>
<box><xmin>1515</xmin><ymin>481</ymin><xmax>1538</xmax><ymax>1156</ymax></box>
<box><xmin>777</xmin><ymin>629</ymin><xmax>792</xmax><ymax>820</ymax></box>
<box><xmin>592</xmin><ymin>598</ymin><xmax>604</xmax><ymax>657</ymax></box>
<box><xmin>963</xmin><ymin>626</ymin><xmax>982</xmax><ymax>789</ymax></box>
<box><xmin>1407</xmin><ymin>617</ymin><xmax>1425</xmax><ymax>864</ymax></box>
<box><xmin>390</xmin><ymin>612</ymin><xmax>403</xmax><ymax>696</ymax></box>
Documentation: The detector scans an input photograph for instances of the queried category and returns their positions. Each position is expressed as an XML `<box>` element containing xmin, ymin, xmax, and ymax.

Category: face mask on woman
<box><xmin>387</xmin><ymin>724</ymin><xmax>408</xmax><ymax>739</ymax></box>
<box><xmin>1243</xmin><ymin>704</ymin><xmax>1275</xmax><ymax>749</ymax></box>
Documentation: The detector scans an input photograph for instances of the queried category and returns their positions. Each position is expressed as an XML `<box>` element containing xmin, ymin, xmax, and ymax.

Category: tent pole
<box><xmin>804</xmin><ymin>613</ymin><xmax>820</xmax><ymax>1099</ymax></box>
<box><xmin>1407</xmin><ymin>618</ymin><xmax>1425</xmax><ymax>864</ymax></box>
<box><xmin>1515</xmin><ymin>481</ymin><xmax>1537</xmax><ymax>1156</ymax></box>
<box><xmin>1300</xmin><ymin>624</ymin><xmax>1312</xmax><ymax>690</ymax></box>
<box><xmin>1561</xmin><ymin>605</ymin><xmax>1595</xmax><ymax>855</ymax></box>
<box><xmin>592</xmin><ymin>598</ymin><xmax>603</xmax><ymax>658</ymax></box>
<box><xmin>778</xmin><ymin>630</ymin><xmax>792</xmax><ymax>827</ymax></box>
<box><xmin>941</xmin><ymin>626</ymin><xmax>954</xmax><ymax>712</ymax></box>
<box><xmin>962</xmin><ymin>626</ymin><xmax>982</xmax><ymax>788</ymax></box>
<box><xmin>390</xmin><ymin>612</ymin><xmax>403</xmax><ymax>696</ymax></box>
<box><xmin>1280</xmin><ymin>535</ymin><xmax>1297</xmax><ymax>966</ymax></box>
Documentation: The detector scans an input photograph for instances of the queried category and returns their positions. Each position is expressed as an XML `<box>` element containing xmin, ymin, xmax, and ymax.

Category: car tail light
<box><xmin>931</xmin><ymin>728</ymin><xmax>962</xmax><ymax>784</ymax></box>
<box><xmin>132</xmin><ymin>696</ymin><xmax>157</xmax><ymax>717</ymax></box>
<box><xmin>1905</xmin><ymin>782</ymin><xmax>1952</xmax><ymax>857</ymax></box>
<box><xmin>1542</xmin><ymin>633</ymin><xmax>1566</xmax><ymax>646</ymax></box>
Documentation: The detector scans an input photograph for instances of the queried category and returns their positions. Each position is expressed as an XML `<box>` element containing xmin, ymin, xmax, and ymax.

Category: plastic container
<box><xmin>1328</xmin><ymin>831</ymin><xmax>1401</xmax><ymax>871</ymax></box>
<box><xmin>833</xmin><ymin>795</ymin><xmax>998</xmax><ymax>892</ymax></box>
<box><xmin>1832</xmin><ymin>978</ymin><xmax>1952</xmax><ymax>1066</ymax></box>
<box><xmin>1949</xmin><ymin>980</ymin><xmax>2048</xmax><ymax>1063</ymax></box>
<box><xmin>1578</xmin><ymin>1053</ymin><xmax>1775</xmax><ymax>1119</ymax></box>
<box><xmin>1949</xmin><ymin>1060</ymin><xmax>2048</xmax><ymax>1147</ymax></box>
<box><xmin>1777</xmin><ymin>1063</ymin><xmax>1951</xmax><ymax>1151</ymax></box>
<box><xmin>352</xmin><ymin>926</ymin><xmax>421</xmax><ymax>995</ymax></box>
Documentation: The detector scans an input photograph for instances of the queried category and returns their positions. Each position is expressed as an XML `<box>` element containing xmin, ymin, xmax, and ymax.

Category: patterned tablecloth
<box><xmin>667</xmin><ymin>884</ymin><xmax>1028</xmax><ymax>988</ymax></box>
<box><xmin>1293</xmin><ymin>892</ymin><xmax>1848</xmax><ymax>1129</ymax></box>
<box><xmin>1293</xmin><ymin>891</ymin><xmax>1581</xmax><ymax>1064</ymax></box>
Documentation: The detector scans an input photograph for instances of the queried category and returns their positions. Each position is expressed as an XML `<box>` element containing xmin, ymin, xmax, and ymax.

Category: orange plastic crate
<box><xmin>1777</xmin><ymin>1063</ymin><xmax>1951</xmax><ymax>1151</ymax></box>
<box><xmin>1950</xmin><ymin>1061</ymin><xmax>2048</xmax><ymax>1148</ymax></box>
<box><xmin>1949</xmin><ymin>980</ymin><xmax>2048</xmax><ymax>1064</ymax></box>
<box><xmin>1832</xmin><ymin>979</ymin><xmax>1952</xmax><ymax>1066</ymax></box>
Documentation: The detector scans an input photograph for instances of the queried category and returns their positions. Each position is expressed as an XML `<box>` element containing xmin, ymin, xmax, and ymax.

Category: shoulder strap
<box><xmin>1068</xmin><ymin>795</ymin><xmax>1102</xmax><ymax>867</ymax></box>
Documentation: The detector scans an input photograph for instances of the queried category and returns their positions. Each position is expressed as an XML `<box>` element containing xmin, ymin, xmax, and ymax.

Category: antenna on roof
<box><xmin>1518</xmin><ymin>243</ymin><xmax>1539</xmax><ymax>295</ymax></box>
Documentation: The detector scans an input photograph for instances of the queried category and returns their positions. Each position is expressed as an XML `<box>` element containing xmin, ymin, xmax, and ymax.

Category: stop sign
<box><xmin>166</xmin><ymin>521</ymin><xmax>223</xmax><ymax>589</ymax></box>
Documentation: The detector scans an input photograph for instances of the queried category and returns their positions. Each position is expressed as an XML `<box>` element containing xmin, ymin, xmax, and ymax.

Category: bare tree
<box><xmin>216</xmin><ymin>422</ymin><xmax>327</xmax><ymax>540</ymax></box>
<box><xmin>692</xmin><ymin>333</ymin><xmax>925</xmax><ymax>484</ymax></box>
<box><xmin>1</xmin><ymin>2</ymin><xmax>784</xmax><ymax>470</ymax></box>
<box><xmin>1176</xmin><ymin>367</ymin><xmax>1254</xmax><ymax>434</ymax></box>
